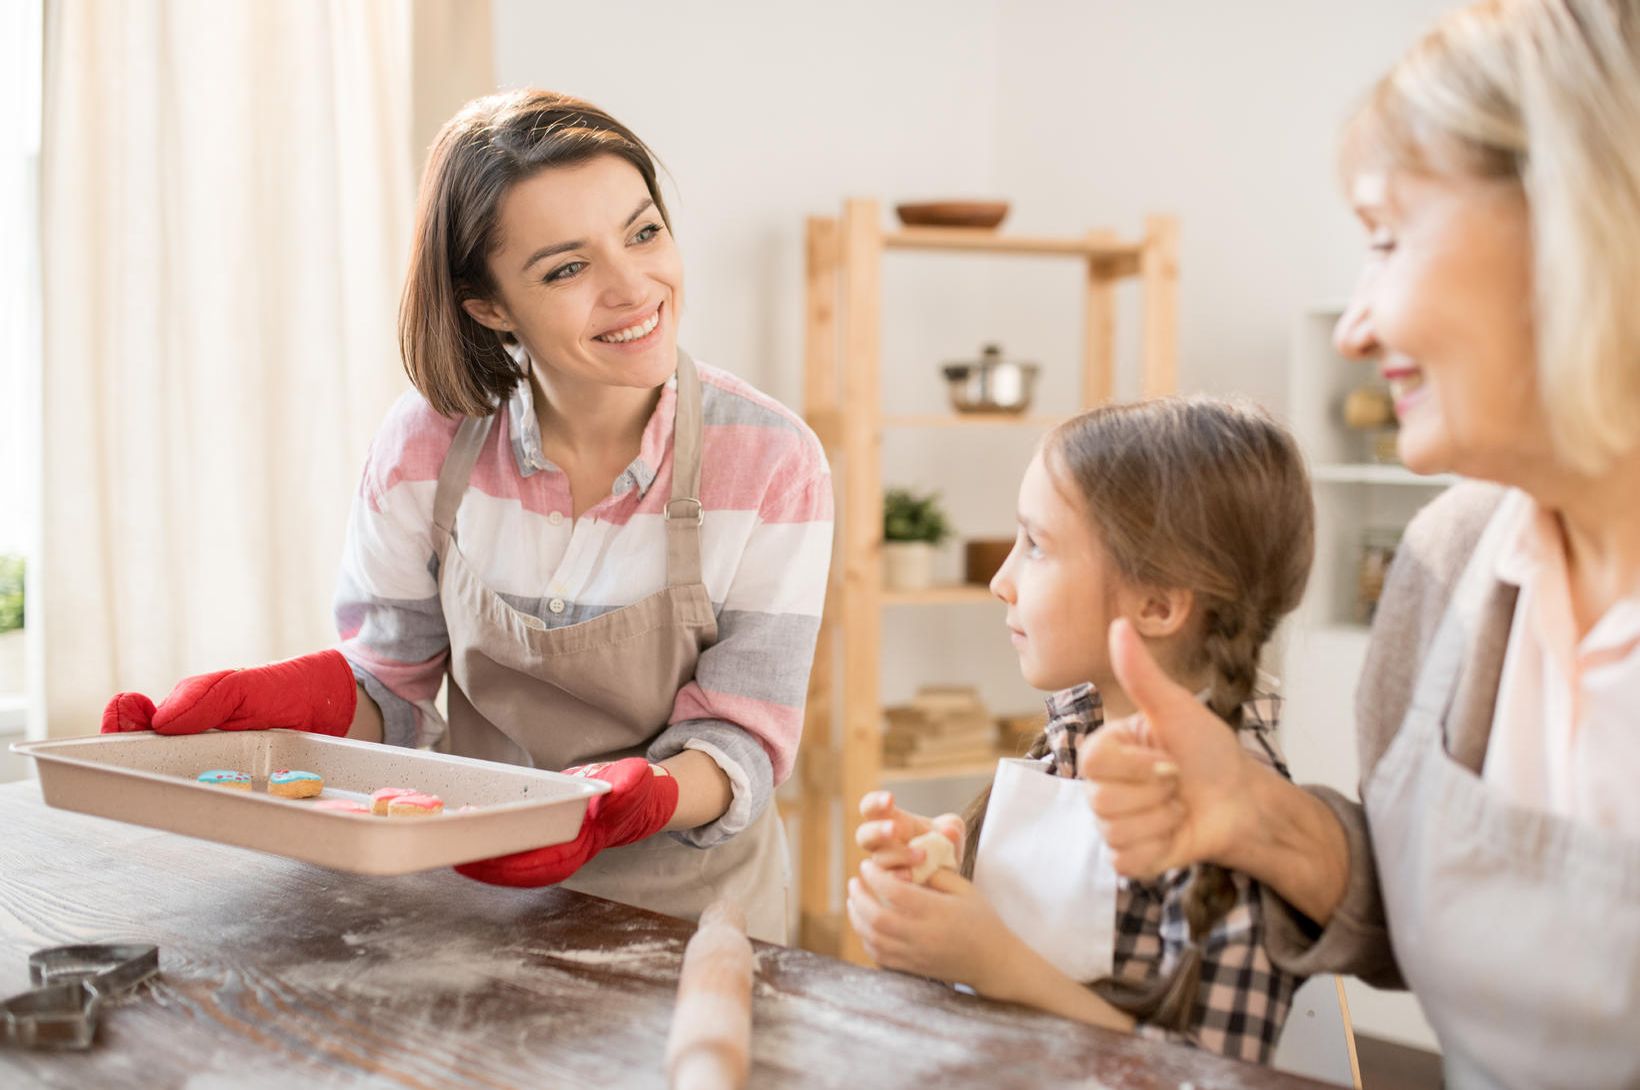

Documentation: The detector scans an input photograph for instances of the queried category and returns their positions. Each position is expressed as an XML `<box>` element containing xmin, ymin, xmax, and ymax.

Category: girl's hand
<box><xmin>1078</xmin><ymin>619</ymin><xmax>1262</xmax><ymax>878</ymax></box>
<box><xmin>855</xmin><ymin>791</ymin><xmax>965</xmax><ymax>878</ymax></box>
<box><xmin>846</xmin><ymin>859</ymin><xmax>1022</xmax><ymax>994</ymax></box>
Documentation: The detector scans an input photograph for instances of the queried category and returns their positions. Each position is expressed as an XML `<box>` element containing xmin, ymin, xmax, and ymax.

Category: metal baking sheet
<box><xmin>10</xmin><ymin>730</ymin><xmax>607</xmax><ymax>876</ymax></box>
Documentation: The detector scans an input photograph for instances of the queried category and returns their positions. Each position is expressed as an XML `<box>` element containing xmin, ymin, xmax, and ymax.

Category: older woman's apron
<box><xmin>429</xmin><ymin>350</ymin><xmax>789</xmax><ymax>943</ymax></box>
<box><xmin>1362</xmin><ymin>506</ymin><xmax>1640</xmax><ymax>1088</ymax></box>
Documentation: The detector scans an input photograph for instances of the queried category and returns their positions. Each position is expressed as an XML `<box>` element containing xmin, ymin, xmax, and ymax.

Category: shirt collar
<box><xmin>502</xmin><ymin>341</ymin><xmax>678</xmax><ymax>499</ymax></box>
<box><xmin>1492</xmin><ymin>486</ymin><xmax>1640</xmax><ymax>656</ymax></box>
<box><xmin>1493</xmin><ymin>487</ymin><xmax>1556</xmax><ymax>589</ymax></box>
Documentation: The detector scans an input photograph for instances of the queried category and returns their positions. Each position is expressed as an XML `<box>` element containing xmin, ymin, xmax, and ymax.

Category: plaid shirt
<box><xmin>1040</xmin><ymin>682</ymin><xmax>1303</xmax><ymax>1064</ymax></box>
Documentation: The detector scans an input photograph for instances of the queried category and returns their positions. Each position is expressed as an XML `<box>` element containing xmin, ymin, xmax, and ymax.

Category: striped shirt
<box><xmin>334</xmin><ymin>360</ymin><xmax>833</xmax><ymax>847</ymax></box>
<box><xmin>1040</xmin><ymin>682</ymin><xmax>1303</xmax><ymax>1064</ymax></box>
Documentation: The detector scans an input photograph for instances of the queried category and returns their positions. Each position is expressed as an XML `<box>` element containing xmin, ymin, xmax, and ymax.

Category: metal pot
<box><xmin>942</xmin><ymin>344</ymin><xmax>1040</xmax><ymax>414</ymax></box>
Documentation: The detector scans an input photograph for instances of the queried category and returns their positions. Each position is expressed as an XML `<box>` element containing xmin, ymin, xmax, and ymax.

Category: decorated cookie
<box><xmin>370</xmin><ymin>787</ymin><xmax>418</xmax><ymax>816</ymax></box>
<box><xmin>268</xmin><ymin>769</ymin><xmax>324</xmax><ymax>799</ymax></box>
<box><xmin>386</xmin><ymin>792</ymin><xmax>444</xmax><ymax>818</ymax></box>
<box><xmin>197</xmin><ymin>770</ymin><xmax>252</xmax><ymax>791</ymax></box>
<box><xmin>312</xmin><ymin>799</ymin><xmax>372</xmax><ymax>814</ymax></box>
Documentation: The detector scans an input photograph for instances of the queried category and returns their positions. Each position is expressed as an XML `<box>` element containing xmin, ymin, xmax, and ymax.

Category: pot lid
<box><xmin>943</xmin><ymin>342</ymin><xmax>1039</xmax><ymax>371</ymax></box>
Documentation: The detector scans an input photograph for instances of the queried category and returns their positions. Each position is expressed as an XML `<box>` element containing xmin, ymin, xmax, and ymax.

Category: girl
<box><xmin>846</xmin><ymin>397</ymin><xmax>1313</xmax><ymax>1062</ymax></box>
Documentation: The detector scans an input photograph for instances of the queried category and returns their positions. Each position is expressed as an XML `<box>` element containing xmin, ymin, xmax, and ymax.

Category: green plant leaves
<box><xmin>883</xmin><ymin>489</ymin><xmax>952</xmax><ymax>545</ymax></box>
<box><xmin>0</xmin><ymin>555</ymin><xmax>24</xmax><ymax>633</ymax></box>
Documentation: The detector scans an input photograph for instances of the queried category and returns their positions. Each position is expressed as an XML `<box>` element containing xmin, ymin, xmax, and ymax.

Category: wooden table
<box><xmin>0</xmin><ymin>780</ymin><xmax>1333</xmax><ymax>1089</ymax></box>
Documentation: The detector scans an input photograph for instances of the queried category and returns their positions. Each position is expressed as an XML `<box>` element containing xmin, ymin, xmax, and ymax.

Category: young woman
<box><xmin>104</xmin><ymin>90</ymin><xmax>832</xmax><ymax>944</ymax></box>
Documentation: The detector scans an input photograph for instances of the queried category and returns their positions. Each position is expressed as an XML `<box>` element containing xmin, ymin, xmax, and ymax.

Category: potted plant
<box><xmin>0</xmin><ymin>554</ymin><xmax>23</xmax><ymax>695</ymax></box>
<box><xmin>882</xmin><ymin>489</ymin><xmax>951</xmax><ymax>591</ymax></box>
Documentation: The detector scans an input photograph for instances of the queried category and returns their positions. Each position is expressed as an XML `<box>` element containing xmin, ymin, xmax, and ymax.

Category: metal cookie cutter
<box><xmin>0</xmin><ymin>943</ymin><xmax>159</xmax><ymax>1050</ymax></box>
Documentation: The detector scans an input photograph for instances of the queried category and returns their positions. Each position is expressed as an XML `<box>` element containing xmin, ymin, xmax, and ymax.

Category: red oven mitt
<box><xmin>100</xmin><ymin>649</ymin><xmax>358</xmax><ymax>737</ymax></box>
<box><xmin>455</xmin><ymin>757</ymin><xmax>681</xmax><ymax>887</ymax></box>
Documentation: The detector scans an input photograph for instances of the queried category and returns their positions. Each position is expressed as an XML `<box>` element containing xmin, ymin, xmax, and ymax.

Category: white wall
<box><xmin>992</xmin><ymin>0</ymin><xmax>1461</xmax><ymax>410</ymax></box>
<box><xmin>494</xmin><ymin>0</ymin><xmax>1004</xmax><ymax>409</ymax></box>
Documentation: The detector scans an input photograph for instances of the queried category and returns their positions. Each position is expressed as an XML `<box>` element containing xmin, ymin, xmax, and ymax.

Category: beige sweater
<box><xmin>1261</xmin><ymin>482</ymin><xmax>1516</xmax><ymax>988</ymax></box>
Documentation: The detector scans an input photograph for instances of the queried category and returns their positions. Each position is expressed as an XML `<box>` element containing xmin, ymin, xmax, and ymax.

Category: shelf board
<box><xmin>882</xmin><ymin>413</ymin><xmax>1065</xmax><ymax>430</ymax></box>
<box><xmin>1310</xmin><ymin>463</ymin><xmax>1459</xmax><ymax>487</ymax></box>
<box><xmin>884</xmin><ymin>227</ymin><xmax>1143</xmax><ymax>264</ymax></box>
<box><xmin>882</xmin><ymin>584</ymin><xmax>998</xmax><ymax>606</ymax></box>
<box><xmin>880</xmin><ymin>754</ymin><xmax>1007</xmax><ymax>783</ymax></box>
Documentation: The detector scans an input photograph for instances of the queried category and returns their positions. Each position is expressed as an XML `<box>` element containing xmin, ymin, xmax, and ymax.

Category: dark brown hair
<box><xmin>399</xmin><ymin>89</ymin><xmax>671</xmax><ymax>417</ymax></box>
<box><xmin>960</xmin><ymin>396</ymin><xmax>1315</xmax><ymax>1031</ymax></box>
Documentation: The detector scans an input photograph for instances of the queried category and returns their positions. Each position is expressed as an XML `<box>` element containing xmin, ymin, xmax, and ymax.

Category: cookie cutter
<box><xmin>0</xmin><ymin>943</ymin><xmax>159</xmax><ymax>1050</ymax></box>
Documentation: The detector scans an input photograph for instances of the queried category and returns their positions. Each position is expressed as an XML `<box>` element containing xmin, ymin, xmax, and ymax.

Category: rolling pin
<box><xmin>665</xmin><ymin>898</ymin><xmax>754</xmax><ymax>1090</ymax></box>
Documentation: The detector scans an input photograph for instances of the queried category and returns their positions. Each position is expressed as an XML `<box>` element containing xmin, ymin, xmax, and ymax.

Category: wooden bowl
<box><xmin>895</xmin><ymin>201</ymin><xmax>1010</xmax><ymax>230</ymax></box>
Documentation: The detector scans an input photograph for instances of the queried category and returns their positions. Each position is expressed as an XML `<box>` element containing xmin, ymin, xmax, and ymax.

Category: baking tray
<box><xmin>10</xmin><ymin>730</ymin><xmax>608</xmax><ymax>876</ymax></box>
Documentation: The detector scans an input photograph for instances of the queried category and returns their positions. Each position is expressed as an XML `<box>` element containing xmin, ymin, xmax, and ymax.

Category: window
<box><xmin>0</xmin><ymin>0</ymin><xmax>41</xmax><ymax>721</ymax></box>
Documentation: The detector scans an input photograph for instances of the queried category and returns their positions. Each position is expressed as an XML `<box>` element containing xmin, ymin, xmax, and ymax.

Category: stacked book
<box><xmin>881</xmin><ymin>686</ymin><xmax>1000</xmax><ymax>770</ymax></box>
<box><xmin>995</xmin><ymin>711</ymin><xmax>1045</xmax><ymax>757</ymax></box>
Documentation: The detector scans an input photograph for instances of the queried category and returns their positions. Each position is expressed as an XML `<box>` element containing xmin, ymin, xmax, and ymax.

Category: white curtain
<box><xmin>38</xmin><ymin>1</ymin><xmax>490</xmax><ymax>737</ymax></box>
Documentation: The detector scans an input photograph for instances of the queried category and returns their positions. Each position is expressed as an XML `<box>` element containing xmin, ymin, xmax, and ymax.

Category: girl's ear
<box><xmin>1127</xmin><ymin>586</ymin><xmax>1195</xmax><ymax>639</ymax></box>
<box><xmin>462</xmin><ymin>294</ymin><xmax>514</xmax><ymax>333</ymax></box>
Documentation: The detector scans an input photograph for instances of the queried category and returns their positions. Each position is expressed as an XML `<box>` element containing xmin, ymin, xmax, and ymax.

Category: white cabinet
<box><xmin>1280</xmin><ymin>304</ymin><xmax>1445</xmax><ymax>1052</ymax></box>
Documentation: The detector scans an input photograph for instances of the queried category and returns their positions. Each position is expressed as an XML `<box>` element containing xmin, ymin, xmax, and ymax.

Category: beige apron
<box><xmin>430</xmin><ymin>350</ymin><xmax>789</xmax><ymax>943</ymax></box>
<box><xmin>1363</xmin><ymin>507</ymin><xmax>1640</xmax><ymax>1089</ymax></box>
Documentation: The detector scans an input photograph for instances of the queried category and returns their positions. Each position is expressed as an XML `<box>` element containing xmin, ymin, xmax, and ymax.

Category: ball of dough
<box><xmin>908</xmin><ymin>830</ymin><xmax>957</xmax><ymax>885</ymax></box>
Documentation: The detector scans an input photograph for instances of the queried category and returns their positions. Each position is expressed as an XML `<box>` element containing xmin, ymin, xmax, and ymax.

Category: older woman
<box><xmin>1077</xmin><ymin>1</ymin><xmax>1640</xmax><ymax>1085</ymax></box>
<box><xmin>103</xmin><ymin>91</ymin><xmax>831</xmax><ymax>944</ymax></box>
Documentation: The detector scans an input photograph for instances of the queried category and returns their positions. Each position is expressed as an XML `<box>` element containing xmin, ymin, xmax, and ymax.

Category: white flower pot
<box><xmin>883</xmin><ymin>541</ymin><xmax>937</xmax><ymax>592</ymax></box>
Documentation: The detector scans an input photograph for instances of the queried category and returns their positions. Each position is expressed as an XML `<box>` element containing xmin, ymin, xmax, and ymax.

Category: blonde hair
<box><xmin>1342</xmin><ymin>0</ymin><xmax>1640</xmax><ymax>473</ymax></box>
<box><xmin>961</xmin><ymin>397</ymin><xmax>1315</xmax><ymax>1031</ymax></box>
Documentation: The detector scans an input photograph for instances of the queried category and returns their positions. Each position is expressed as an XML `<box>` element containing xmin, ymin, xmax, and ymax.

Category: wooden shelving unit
<box><xmin>796</xmin><ymin>198</ymin><xmax>1178</xmax><ymax>962</ymax></box>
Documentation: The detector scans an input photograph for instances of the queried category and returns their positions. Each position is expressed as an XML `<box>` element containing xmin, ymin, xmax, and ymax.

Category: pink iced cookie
<box><xmin>313</xmin><ymin>799</ymin><xmax>372</xmax><ymax>815</ymax></box>
<box><xmin>386</xmin><ymin>792</ymin><xmax>444</xmax><ymax>818</ymax></box>
<box><xmin>370</xmin><ymin>787</ymin><xmax>417</xmax><ymax>816</ymax></box>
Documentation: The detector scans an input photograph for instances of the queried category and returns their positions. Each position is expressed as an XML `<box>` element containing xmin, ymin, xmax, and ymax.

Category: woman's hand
<box><xmin>1087</xmin><ymin>619</ymin><xmax>1354</xmax><ymax>923</ymax></box>
<box><xmin>1078</xmin><ymin>619</ymin><xmax>1262</xmax><ymax>878</ymax></box>
<box><xmin>100</xmin><ymin>650</ymin><xmax>359</xmax><ymax>737</ymax></box>
<box><xmin>855</xmin><ymin>791</ymin><xmax>965</xmax><ymax>878</ymax></box>
<box><xmin>846</xmin><ymin>859</ymin><xmax>1022</xmax><ymax>994</ymax></box>
<box><xmin>456</xmin><ymin>758</ymin><xmax>678</xmax><ymax>887</ymax></box>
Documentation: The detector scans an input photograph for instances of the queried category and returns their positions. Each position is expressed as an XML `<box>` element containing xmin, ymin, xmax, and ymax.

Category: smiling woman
<box><xmin>1073</xmin><ymin>3</ymin><xmax>1640</xmax><ymax>1086</ymax></box>
<box><xmin>401</xmin><ymin>94</ymin><xmax>681</xmax><ymax>421</ymax></box>
<box><xmin>103</xmin><ymin>90</ymin><xmax>834</xmax><ymax>943</ymax></box>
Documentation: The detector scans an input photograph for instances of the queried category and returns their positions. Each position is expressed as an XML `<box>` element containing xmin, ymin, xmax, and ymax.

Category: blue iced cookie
<box><xmin>268</xmin><ymin>769</ymin><xmax>324</xmax><ymax>799</ymax></box>
<box><xmin>197</xmin><ymin>770</ymin><xmax>252</xmax><ymax>791</ymax></box>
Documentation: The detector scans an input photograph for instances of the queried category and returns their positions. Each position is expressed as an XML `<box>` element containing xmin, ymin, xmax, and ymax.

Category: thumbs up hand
<box><xmin>1077</xmin><ymin>619</ymin><xmax>1260</xmax><ymax>879</ymax></box>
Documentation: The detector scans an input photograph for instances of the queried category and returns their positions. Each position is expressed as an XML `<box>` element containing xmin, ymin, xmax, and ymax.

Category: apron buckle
<box><xmin>665</xmin><ymin>498</ymin><xmax>704</xmax><ymax>526</ymax></box>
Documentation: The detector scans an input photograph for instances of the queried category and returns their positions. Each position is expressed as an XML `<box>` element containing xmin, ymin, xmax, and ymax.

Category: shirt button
<box><xmin>548</xmin><ymin>597</ymin><xmax>567</xmax><ymax>615</ymax></box>
<box><xmin>548</xmin><ymin>511</ymin><xmax>564</xmax><ymax>526</ymax></box>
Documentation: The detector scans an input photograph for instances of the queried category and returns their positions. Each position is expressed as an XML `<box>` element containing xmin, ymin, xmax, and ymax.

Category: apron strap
<box><xmin>665</xmin><ymin>349</ymin><xmax>706</xmax><ymax>589</ymax></box>
<box><xmin>1404</xmin><ymin>496</ymin><xmax>1519</xmax><ymax>734</ymax></box>
<box><xmin>430</xmin><ymin>413</ymin><xmax>496</xmax><ymax>560</ymax></box>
